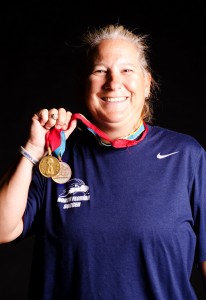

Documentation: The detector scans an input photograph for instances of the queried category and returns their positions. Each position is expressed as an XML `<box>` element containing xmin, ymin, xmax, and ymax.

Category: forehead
<box><xmin>92</xmin><ymin>39</ymin><xmax>139</xmax><ymax>61</ymax></box>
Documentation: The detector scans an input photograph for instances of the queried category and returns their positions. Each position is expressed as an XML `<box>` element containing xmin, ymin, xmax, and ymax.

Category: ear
<box><xmin>144</xmin><ymin>72</ymin><xmax>152</xmax><ymax>98</ymax></box>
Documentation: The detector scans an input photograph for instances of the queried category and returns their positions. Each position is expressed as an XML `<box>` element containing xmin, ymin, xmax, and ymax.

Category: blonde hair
<box><xmin>81</xmin><ymin>24</ymin><xmax>159</xmax><ymax>123</ymax></box>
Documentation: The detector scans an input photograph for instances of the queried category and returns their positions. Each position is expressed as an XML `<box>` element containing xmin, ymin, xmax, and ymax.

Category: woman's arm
<box><xmin>0</xmin><ymin>108</ymin><xmax>77</xmax><ymax>243</ymax></box>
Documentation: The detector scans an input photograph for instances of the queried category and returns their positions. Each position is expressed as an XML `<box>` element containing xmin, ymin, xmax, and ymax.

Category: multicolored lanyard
<box><xmin>69</xmin><ymin>113</ymin><xmax>148</xmax><ymax>148</ymax></box>
<box><xmin>43</xmin><ymin>113</ymin><xmax>148</xmax><ymax>151</ymax></box>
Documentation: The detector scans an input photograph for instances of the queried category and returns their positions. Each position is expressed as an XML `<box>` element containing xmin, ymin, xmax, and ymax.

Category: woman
<box><xmin>0</xmin><ymin>24</ymin><xmax>205</xmax><ymax>299</ymax></box>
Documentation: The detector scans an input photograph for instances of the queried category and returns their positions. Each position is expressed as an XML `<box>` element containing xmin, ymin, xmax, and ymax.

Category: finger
<box><xmin>48</xmin><ymin>108</ymin><xmax>59</xmax><ymax>121</ymax></box>
<box><xmin>43</xmin><ymin>108</ymin><xmax>59</xmax><ymax>129</ymax></box>
<box><xmin>33</xmin><ymin>108</ymin><xmax>59</xmax><ymax>130</ymax></box>
<box><xmin>57</xmin><ymin>110</ymin><xmax>72</xmax><ymax>130</ymax></box>
<box><xmin>64</xmin><ymin>119</ymin><xmax>77</xmax><ymax>139</ymax></box>
<box><xmin>55</xmin><ymin>110</ymin><xmax>77</xmax><ymax>138</ymax></box>
<box><xmin>50</xmin><ymin>113</ymin><xmax>58</xmax><ymax>120</ymax></box>
<box><xmin>33</xmin><ymin>109</ymin><xmax>49</xmax><ymax>126</ymax></box>
<box><xmin>55</xmin><ymin>108</ymin><xmax>68</xmax><ymax>129</ymax></box>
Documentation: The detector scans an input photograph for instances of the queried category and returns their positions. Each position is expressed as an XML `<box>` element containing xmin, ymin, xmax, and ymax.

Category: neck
<box><xmin>98</xmin><ymin>119</ymin><xmax>144</xmax><ymax>144</ymax></box>
<box><xmin>72</xmin><ymin>114</ymin><xmax>146</xmax><ymax>148</ymax></box>
<box><xmin>99</xmin><ymin>119</ymin><xmax>143</xmax><ymax>141</ymax></box>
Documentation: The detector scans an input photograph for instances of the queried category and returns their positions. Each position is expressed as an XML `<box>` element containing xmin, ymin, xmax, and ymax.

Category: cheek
<box><xmin>85</xmin><ymin>79</ymin><xmax>103</xmax><ymax>106</ymax></box>
<box><xmin>126</xmin><ymin>77</ymin><xmax>139</xmax><ymax>90</ymax></box>
<box><xmin>86</xmin><ymin>76</ymin><xmax>101</xmax><ymax>90</ymax></box>
<box><xmin>131</xmin><ymin>78</ymin><xmax>147</xmax><ymax>97</ymax></box>
<box><xmin>84</xmin><ymin>92</ymin><xmax>96</xmax><ymax>114</ymax></box>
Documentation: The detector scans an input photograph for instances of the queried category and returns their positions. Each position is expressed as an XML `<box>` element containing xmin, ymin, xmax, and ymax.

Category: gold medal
<box><xmin>39</xmin><ymin>148</ymin><xmax>60</xmax><ymax>178</ymax></box>
<box><xmin>52</xmin><ymin>161</ymin><xmax>72</xmax><ymax>184</ymax></box>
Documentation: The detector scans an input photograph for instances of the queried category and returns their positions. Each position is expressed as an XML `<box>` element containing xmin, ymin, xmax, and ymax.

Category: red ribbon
<box><xmin>45</xmin><ymin>113</ymin><xmax>148</xmax><ymax>151</ymax></box>
<box><xmin>70</xmin><ymin>113</ymin><xmax>148</xmax><ymax>148</ymax></box>
<box><xmin>45</xmin><ymin>127</ymin><xmax>62</xmax><ymax>151</ymax></box>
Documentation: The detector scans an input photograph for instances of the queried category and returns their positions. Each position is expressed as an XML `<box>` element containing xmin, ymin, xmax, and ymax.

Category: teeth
<box><xmin>103</xmin><ymin>97</ymin><xmax>126</xmax><ymax>102</ymax></box>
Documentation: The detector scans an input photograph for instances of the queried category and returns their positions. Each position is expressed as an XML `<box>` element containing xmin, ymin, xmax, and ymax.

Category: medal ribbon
<box><xmin>53</xmin><ymin>131</ymin><xmax>66</xmax><ymax>157</ymax></box>
<box><xmin>70</xmin><ymin>113</ymin><xmax>148</xmax><ymax>148</ymax></box>
<box><xmin>45</xmin><ymin>113</ymin><xmax>148</xmax><ymax>152</ymax></box>
<box><xmin>45</xmin><ymin>128</ymin><xmax>62</xmax><ymax>152</ymax></box>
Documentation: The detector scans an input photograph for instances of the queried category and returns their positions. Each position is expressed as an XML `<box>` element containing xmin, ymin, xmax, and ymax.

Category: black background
<box><xmin>0</xmin><ymin>1</ymin><xmax>206</xmax><ymax>299</ymax></box>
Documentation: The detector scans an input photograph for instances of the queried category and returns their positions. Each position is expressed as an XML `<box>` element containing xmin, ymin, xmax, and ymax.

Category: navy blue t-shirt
<box><xmin>22</xmin><ymin>124</ymin><xmax>206</xmax><ymax>299</ymax></box>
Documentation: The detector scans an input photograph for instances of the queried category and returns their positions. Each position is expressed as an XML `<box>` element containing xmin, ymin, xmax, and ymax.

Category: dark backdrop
<box><xmin>0</xmin><ymin>1</ymin><xmax>206</xmax><ymax>299</ymax></box>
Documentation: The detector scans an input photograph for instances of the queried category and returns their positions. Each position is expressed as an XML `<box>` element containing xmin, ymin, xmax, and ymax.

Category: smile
<box><xmin>102</xmin><ymin>97</ymin><xmax>127</xmax><ymax>102</ymax></box>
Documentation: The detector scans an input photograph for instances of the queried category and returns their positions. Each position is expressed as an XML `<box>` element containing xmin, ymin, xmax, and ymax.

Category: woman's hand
<box><xmin>25</xmin><ymin>108</ymin><xmax>77</xmax><ymax>160</ymax></box>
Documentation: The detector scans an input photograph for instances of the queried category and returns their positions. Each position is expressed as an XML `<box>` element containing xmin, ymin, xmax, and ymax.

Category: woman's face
<box><xmin>85</xmin><ymin>39</ymin><xmax>151</xmax><ymax>137</ymax></box>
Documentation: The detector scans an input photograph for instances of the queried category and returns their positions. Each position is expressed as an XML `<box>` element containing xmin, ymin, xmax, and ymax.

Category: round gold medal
<box><xmin>52</xmin><ymin>161</ymin><xmax>72</xmax><ymax>184</ymax></box>
<box><xmin>39</xmin><ymin>155</ymin><xmax>61</xmax><ymax>178</ymax></box>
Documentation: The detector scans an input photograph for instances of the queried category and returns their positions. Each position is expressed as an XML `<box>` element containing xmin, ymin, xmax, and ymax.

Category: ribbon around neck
<box><xmin>69</xmin><ymin>113</ymin><xmax>148</xmax><ymax>148</ymax></box>
<box><xmin>45</xmin><ymin>113</ymin><xmax>148</xmax><ymax>151</ymax></box>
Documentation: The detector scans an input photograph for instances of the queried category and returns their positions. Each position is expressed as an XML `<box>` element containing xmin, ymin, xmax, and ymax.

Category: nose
<box><xmin>104</xmin><ymin>72</ymin><xmax>122</xmax><ymax>90</ymax></box>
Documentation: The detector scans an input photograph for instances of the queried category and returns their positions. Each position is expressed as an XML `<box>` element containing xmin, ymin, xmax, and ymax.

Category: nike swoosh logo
<box><xmin>157</xmin><ymin>151</ymin><xmax>179</xmax><ymax>159</ymax></box>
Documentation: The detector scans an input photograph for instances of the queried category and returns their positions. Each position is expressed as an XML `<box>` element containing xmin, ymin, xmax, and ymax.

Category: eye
<box><xmin>123</xmin><ymin>68</ymin><xmax>133</xmax><ymax>73</ymax></box>
<box><xmin>93</xmin><ymin>69</ymin><xmax>107</xmax><ymax>74</ymax></box>
<box><xmin>91</xmin><ymin>68</ymin><xmax>107</xmax><ymax>77</ymax></box>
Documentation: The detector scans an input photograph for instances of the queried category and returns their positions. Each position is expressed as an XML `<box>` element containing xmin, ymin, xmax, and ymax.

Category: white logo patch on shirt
<box><xmin>57</xmin><ymin>178</ymin><xmax>90</xmax><ymax>209</ymax></box>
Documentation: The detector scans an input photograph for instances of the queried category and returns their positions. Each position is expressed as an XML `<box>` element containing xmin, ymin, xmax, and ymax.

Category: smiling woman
<box><xmin>84</xmin><ymin>38</ymin><xmax>151</xmax><ymax>138</ymax></box>
<box><xmin>0</xmin><ymin>23</ymin><xmax>206</xmax><ymax>300</ymax></box>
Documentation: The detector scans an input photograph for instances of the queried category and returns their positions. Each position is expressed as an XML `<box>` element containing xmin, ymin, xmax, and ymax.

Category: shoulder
<box><xmin>147</xmin><ymin>124</ymin><xmax>205</xmax><ymax>156</ymax></box>
<box><xmin>148</xmin><ymin>124</ymin><xmax>202</xmax><ymax>145</ymax></box>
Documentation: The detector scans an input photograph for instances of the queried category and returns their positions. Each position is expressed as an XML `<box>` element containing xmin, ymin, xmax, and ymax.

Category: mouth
<box><xmin>101</xmin><ymin>97</ymin><xmax>128</xmax><ymax>102</ymax></box>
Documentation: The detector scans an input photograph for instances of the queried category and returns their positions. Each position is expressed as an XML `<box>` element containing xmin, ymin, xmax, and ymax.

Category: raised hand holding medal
<box><xmin>38</xmin><ymin>110</ymin><xmax>73</xmax><ymax>183</ymax></box>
